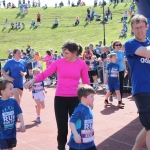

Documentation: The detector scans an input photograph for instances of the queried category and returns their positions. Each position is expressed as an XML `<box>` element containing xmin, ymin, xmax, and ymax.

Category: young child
<box><xmin>104</xmin><ymin>53</ymin><xmax>124</xmax><ymax>108</ymax></box>
<box><xmin>0</xmin><ymin>78</ymin><xmax>26</xmax><ymax>150</ymax></box>
<box><xmin>90</xmin><ymin>56</ymin><xmax>99</xmax><ymax>91</ymax></box>
<box><xmin>68</xmin><ymin>84</ymin><xmax>97</xmax><ymax>150</ymax></box>
<box><xmin>30</xmin><ymin>68</ymin><xmax>46</xmax><ymax>123</ymax></box>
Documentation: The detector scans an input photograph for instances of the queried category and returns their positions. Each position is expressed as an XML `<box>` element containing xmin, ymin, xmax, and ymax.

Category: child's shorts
<box><xmin>108</xmin><ymin>82</ymin><xmax>120</xmax><ymax>92</ymax></box>
<box><xmin>32</xmin><ymin>91</ymin><xmax>45</xmax><ymax>102</ymax></box>
<box><xmin>0</xmin><ymin>138</ymin><xmax>17</xmax><ymax>149</ymax></box>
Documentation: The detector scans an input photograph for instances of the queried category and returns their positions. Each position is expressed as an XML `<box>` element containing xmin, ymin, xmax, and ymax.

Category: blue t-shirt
<box><xmin>68</xmin><ymin>103</ymin><xmax>95</xmax><ymax>149</ymax></box>
<box><xmin>111</xmin><ymin>50</ymin><xmax>125</xmax><ymax>71</ymax></box>
<box><xmin>0</xmin><ymin>98</ymin><xmax>22</xmax><ymax>140</ymax></box>
<box><xmin>125</xmin><ymin>38</ymin><xmax>150</xmax><ymax>95</ymax></box>
<box><xmin>106</xmin><ymin>62</ymin><xmax>119</xmax><ymax>84</ymax></box>
<box><xmin>3</xmin><ymin>59</ymin><xmax>26</xmax><ymax>88</ymax></box>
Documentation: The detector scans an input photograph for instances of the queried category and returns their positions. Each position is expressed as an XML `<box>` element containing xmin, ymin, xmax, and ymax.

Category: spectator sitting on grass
<box><xmin>22</xmin><ymin>22</ymin><xmax>25</xmax><ymax>28</ymax></box>
<box><xmin>73</xmin><ymin>16</ymin><xmax>80</xmax><ymax>26</ymax></box>
<box><xmin>55</xmin><ymin>3</ymin><xmax>57</xmax><ymax>8</ymax></box>
<box><xmin>17</xmin><ymin>22</ymin><xmax>21</xmax><ymax>29</ymax></box>
<box><xmin>11</xmin><ymin>22</ymin><xmax>14</xmax><ymax>29</ymax></box>
<box><xmin>52</xmin><ymin>18</ymin><xmax>59</xmax><ymax>28</ymax></box>
<box><xmin>90</xmin><ymin>8</ymin><xmax>95</xmax><ymax>21</ymax></box>
<box><xmin>42</xmin><ymin>4</ymin><xmax>47</xmax><ymax>9</ymax></box>
<box><xmin>24</xmin><ymin>3</ymin><xmax>28</xmax><ymax>14</ymax></box>
<box><xmin>121</xmin><ymin>11</ymin><xmax>128</xmax><ymax>22</ymax></box>
<box><xmin>131</xmin><ymin>10</ymin><xmax>136</xmax><ymax>18</ymax></box>
<box><xmin>59</xmin><ymin>1</ymin><xmax>64</xmax><ymax>7</ymax></box>
<box><xmin>15</xmin><ymin>22</ymin><xmax>18</xmax><ymax>29</ymax></box>
<box><xmin>12</xmin><ymin>3</ymin><xmax>16</xmax><ymax>8</ymax></box>
<box><xmin>30</xmin><ymin>19</ymin><xmax>35</xmax><ymax>28</ymax></box>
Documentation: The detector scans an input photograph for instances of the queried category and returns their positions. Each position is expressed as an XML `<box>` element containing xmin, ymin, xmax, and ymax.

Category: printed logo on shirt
<box><xmin>140</xmin><ymin>58</ymin><xmax>150</xmax><ymax>64</ymax></box>
<box><xmin>110</xmin><ymin>68</ymin><xmax>118</xmax><ymax>77</ymax></box>
<box><xmin>2</xmin><ymin>106</ymin><xmax>15</xmax><ymax>130</ymax></box>
<box><xmin>81</xmin><ymin>119</ymin><xmax>94</xmax><ymax>143</ymax></box>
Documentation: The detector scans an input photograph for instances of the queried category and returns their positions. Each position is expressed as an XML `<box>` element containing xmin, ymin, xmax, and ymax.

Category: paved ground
<box><xmin>15</xmin><ymin>86</ymin><xmax>147</xmax><ymax>150</ymax></box>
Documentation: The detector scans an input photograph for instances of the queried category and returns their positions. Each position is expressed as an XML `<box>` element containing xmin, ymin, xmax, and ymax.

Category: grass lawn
<box><xmin>0</xmin><ymin>2</ymin><xmax>136</xmax><ymax>58</ymax></box>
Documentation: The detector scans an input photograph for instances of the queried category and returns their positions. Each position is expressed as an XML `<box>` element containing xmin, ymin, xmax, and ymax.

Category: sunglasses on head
<box><xmin>115</xmin><ymin>44</ymin><xmax>121</xmax><ymax>46</ymax></box>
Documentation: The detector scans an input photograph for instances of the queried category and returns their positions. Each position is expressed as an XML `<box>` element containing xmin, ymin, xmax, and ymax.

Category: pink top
<box><xmin>43</xmin><ymin>55</ymin><xmax>53</xmax><ymax>68</ymax></box>
<box><xmin>35</xmin><ymin>58</ymin><xmax>90</xmax><ymax>97</ymax></box>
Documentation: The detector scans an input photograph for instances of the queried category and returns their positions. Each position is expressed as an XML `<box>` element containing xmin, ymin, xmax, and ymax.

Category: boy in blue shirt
<box><xmin>68</xmin><ymin>84</ymin><xmax>97</xmax><ymax>150</ymax></box>
<box><xmin>0</xmin><ymin>78</ymin><xmax>26</xmax><ymax>149</ymax></box>
<box><xmin>104</xmin><ymin>53</ymin><xmax>124</xmax><ymax>108</ymax></box>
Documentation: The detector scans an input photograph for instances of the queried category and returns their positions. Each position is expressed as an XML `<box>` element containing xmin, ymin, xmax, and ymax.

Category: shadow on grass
<box><xmin>1</xmin><ymin>27</ymin><xmax>6</xmax><ymax>32</ymax></box>
<box><xmin>16</xmin><ymin>12</ymin><xmax>27</xmax><ymax>19</ymax></box>
<box><xmin>20</xmin><ymin>27</ymin><xmax>25</xmax><ymax>32</ymax></box>
<box><xmin>33</xmin><ymin>25</ymin><xmax>38</xmax><ymax>30</ymax></box>
<box><xmin>96</xmin><ymin>117</ymin><xmax>146</xmax><ymax>149</ymax></box>
<box><xmin>20</xmin><ymin>13</ymin><xmax>27</xmax><ymax>19</ymax></box>
<box><xmin>124</xmin><ymin>3</ymin><xmax>128</xmax><ymax>7</ymax></box>
<box><xmin>8</xmin><ymin>28</ymin><xmax>14</xmax><ymax>33</ymax></box>
<box><xmin>51</xmin><ymin>25</ymin><xmax>58</xmax><ymax>29</ymax></box>
<box><xmin>16</xmin><ymin>12</ymin><xmax>21</xmax><ymax>18</ymax></box>
<box><xmin>84</xmin><ymin>22</ymin><xmax>88</xmax><ymax>27</ymax></box>
<box><xmin>119</xmin><ymin>34</ymin><xmax>127</xmax><ymax>39</ymax></box>
<box><xmin>113</xmin><ymin>3</ymin><xmax>118</xmax><ymax>9</ymax></box>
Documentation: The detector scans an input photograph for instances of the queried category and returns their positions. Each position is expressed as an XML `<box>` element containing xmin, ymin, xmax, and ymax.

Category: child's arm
<box><xmin>18</xmin><ymin>114</ymin><xmax>26</xmax><ymax>132</ymax></box>
<box><xmin>69</xmin><ymin>122</ymin><xmax>81</xmax><ymax>143</ymax></box>
<box><xmin>104</xmin><ymin>70</ymin><xmax>108</xmax><ymax>85</ymax></box>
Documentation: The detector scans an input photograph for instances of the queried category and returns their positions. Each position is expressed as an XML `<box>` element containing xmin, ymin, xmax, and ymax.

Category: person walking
<box><xmin>125</xmin><ymin>14</ymin><xmax>150</xmax><ymax>150</ymax></box>
<box><xmin>1</xmin><ymin>49</ymin><xmax>27</xmax><ymax>106</ymax></box>
<box><xmin>24</xmin><ymin>40</ymin><xmax>90</xmax><ymax>150</ymax></box>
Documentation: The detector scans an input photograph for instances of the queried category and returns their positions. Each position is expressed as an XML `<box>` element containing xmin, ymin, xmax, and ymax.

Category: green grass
<box><xmin>0</xmin><ymin>2</ymin><xmax>136</xmax><ymax>58</ymax></box>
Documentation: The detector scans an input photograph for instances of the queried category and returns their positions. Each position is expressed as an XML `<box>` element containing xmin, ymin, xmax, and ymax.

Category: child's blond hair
<box><xmin>32</xmin><ymin>67</ymin><xmax>41</xmax><ymax>74</ymax></box>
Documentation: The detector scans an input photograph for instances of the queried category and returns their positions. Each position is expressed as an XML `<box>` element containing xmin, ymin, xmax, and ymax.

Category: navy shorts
<box><xmin>134</xmin><ymin>92</ymin><xmax>150</xmax><ymax>130</ymax></box>
<box><xmin>0</xmin><ymin>138</ymin><xmax>17</xmax><ymax>149</ymax></box>
<box><xmin>108</xmin><ymin>82</ymin><xmax>120</xmax><ymax>92</ymax></box>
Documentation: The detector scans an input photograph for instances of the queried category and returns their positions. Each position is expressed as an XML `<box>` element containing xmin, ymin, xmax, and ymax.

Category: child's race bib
<box><xmin>81</xmin><ymin>129</ymin><xmax>94</xmax><ymax>143</ymax></box>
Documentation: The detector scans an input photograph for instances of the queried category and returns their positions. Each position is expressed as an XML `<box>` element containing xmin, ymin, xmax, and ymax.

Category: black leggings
<box><xmin>69</xmin><ymin>145</ymin><xmax>97</xmax><ymax>150</ymax></box>
<box><xmin>54</xmin><ymin>96</ymin><xmax>79</xmax><ymax>150</ymax></box>
<box><xmin>119</xmin><ymin>71</ymin><xmax>124</xmax><ymax>99</ymax></box>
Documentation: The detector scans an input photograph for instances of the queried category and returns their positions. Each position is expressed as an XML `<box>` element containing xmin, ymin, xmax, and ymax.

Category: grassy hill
<box><xmin>0</xmin><ymin>2</ymin><xmax>136</xmax><ymax>58</ymax></box>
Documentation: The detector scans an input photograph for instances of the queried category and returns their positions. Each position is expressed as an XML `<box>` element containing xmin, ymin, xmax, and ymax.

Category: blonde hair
<box><xmin>32</xmin><ymin>68</ymin><xmax>41</xmax><ymax>74</ymax></box>
<box><xmin>108</xmin><ymin>53</ymin><xmax>116</xmax><ymax>58</ymax></box>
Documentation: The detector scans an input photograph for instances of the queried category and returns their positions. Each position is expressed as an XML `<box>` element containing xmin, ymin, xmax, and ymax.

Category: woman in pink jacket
<box><xmin>25</xmin><ymin>40</ymin><xmax>90</xmax><ymax>150</ymax></box>
<box><xmin>43</xmin><ymin>50</ymin><xmax>53</xmax><ymax>68</ymax></box>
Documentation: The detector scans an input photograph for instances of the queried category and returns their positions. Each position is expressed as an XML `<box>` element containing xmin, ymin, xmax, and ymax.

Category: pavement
<box><xmin>15</xmin><ymin>85</ymin><xmax>147</xmax><ymax>150</ymax></box>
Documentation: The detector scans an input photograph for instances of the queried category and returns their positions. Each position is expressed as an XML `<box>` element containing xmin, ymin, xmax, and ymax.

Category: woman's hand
<box><xmin>24</xmin><ymin>79</ymin><xmax>35</xmax><ymax>89</ymax></box>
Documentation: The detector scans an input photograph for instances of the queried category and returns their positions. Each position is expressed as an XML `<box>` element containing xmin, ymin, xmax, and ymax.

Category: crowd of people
<box><xmin>1</xmin><ymin>13</ymin><xmax>150</xmax><ymax>150</ymax></box>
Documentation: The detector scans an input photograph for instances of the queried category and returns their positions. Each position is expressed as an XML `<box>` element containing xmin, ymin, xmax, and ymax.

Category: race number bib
<box><xmin>81</xmin><ymin>129</ymin><xmax>94</xmax><ymax>143</ymax></box>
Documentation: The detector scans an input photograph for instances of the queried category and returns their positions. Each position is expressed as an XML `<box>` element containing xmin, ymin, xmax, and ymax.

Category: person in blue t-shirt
<box><xmin>110</xmin><ymin>40</ymin><xmax>127</xmax><ymax>103</ymax></box>
<box><xmin>1</xmin><ymin>49</ymin><xmax>27</xmax><ymax>106</ymax></box>
<box><xmin>68</xmin><ymin>84</ymin><xmax>97</xmax><ymax>150</ymax></box>
<box><xmin>124</xmin><ymin>14</ymin><xmax>150</xmax><ymax>150</ymax></box>
<box><xmin>104</xmin><ymin>53</ymin><xmax>124</xmax><ymax>108</ymax></box>
<box><xmin>0</xmin><ymin>78</ymin><xmax>26</xmax><ymax>149</ymax></box>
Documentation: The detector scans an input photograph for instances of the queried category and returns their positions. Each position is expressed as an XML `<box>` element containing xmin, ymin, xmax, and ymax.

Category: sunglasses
<box><xmin>115</xmin><ymin>44</ymin><xmax>121</xmax><ymax>46</ymax></box>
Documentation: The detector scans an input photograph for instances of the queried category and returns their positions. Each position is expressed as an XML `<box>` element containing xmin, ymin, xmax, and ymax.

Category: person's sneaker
<box><xmin>36</xmin><ymin>117</ymin><xmax>41</xmax><ymax>123</ymax></box>
<box><xmin>109</xmin><ymin>95</ymin><xmax>113</xmax><ymax>102</ymax></box>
